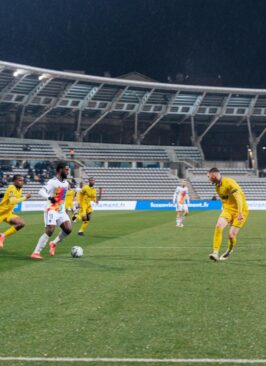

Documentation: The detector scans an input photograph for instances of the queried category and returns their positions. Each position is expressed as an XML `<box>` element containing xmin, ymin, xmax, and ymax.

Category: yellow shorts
<box><xmin>0</xmin><ymin>212</ymin><xmax>19</xmax><ymax>224</ymax></box>
<box><xmin>220</xmin><ymin>209</ymin><xmax>248</xmax><ymax>228</ymax></box>
<box><xmin>65</xmin><ymin>202</ymin><xmax>74</xmax><ymax>210</ymax></box>
<box><xmin>80</xmin><ymin>204</ymin><xmax>93</xmax><ymax>217</ymax></box>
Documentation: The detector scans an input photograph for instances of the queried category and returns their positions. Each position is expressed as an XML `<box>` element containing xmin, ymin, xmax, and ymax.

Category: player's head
<box><xmin>12</xmin><ymin>174</ymin><xmax>24</xmax><ymax>188</ymax></box>
<box><xmin>208</xmin><ymin>167</ymin><xmax>221</xmax><ymax>184</ymax></box>
<box><xmin>181</xmin><ymin>180</ymin><xmax>186</xmax><ymax>187</ymax></box>
<box><xmin>88</xmin><ymin>177</ymin><xmax>95</xmax><ymax>187</ymax></box>
<box><xmin>56</xmin><ymin>162</ymin><xmax>69</xmax><ymax>180</ymax></box>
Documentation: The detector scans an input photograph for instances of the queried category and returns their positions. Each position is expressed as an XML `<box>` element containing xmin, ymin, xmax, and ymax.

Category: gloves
<box><xmin>48</xmin><ymin>196</ymin><xmax>56</xmax><ymax>204</ymax></box>
<box><xmin>0</xmin><ymin>192</ymin><xmax>4</xmax><ymax>199</ymax></box>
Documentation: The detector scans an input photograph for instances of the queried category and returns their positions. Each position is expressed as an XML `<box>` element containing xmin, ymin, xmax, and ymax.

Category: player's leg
<box><xmin>209</xmin><ymin>215</ymin><xmax>229</xmax><ymax>261</ymax></box>
<box><xmin>220</xmin><ymin>211</ymin><xmax>248</xmax><ymax>260</ymax></box>
<box><xmin>78</xmin><ymin>206</ymin><xmax>92</xmax><ymax>235</ymax></box>
<box><xmin>31</xmin><ymin>211</ymin><xmax>56</xmax><ymax>259</ymax></box>
<box><xmin>176</xmin><ymin>204</ymin><xmax>182</xmax><ymax>227</ymax></box>
<box><xmin>0</xmin><ymin>215</ymin><xmax>25</xmax><ymax>248</ymax></box>
<box><xmin>31</xmin><ymin>225</ymin><xmax>56</xmax><ymax>259</ymax></box>
<box><xmin>79</xmin><ymin>212</ymin><xmax>91</xmax><ymax>235</ymax></box>
<box><xmin>181</xmin><ymin>205</ymin><xmax>189</xmax><ymax>226</ymax></box>
<box><xmin>49</xmin><ymin>215</ymin><xmax>72</xmax><ymax>256</ymax></box>
<box><xmin>220</xmin><ymin>226</ymin><xmax>240</xmax><ymax>260</ymax></box>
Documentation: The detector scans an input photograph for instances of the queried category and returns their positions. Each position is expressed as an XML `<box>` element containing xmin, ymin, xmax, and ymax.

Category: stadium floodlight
<box><xmin>38</xmin><ymin>73</ymin><xmax>51</xmax><ymax>81</ymax></box>
<box><xmin>13</xmin><ymin>69</ymin><xmax>27</xmax><ymax>77</ymax></box>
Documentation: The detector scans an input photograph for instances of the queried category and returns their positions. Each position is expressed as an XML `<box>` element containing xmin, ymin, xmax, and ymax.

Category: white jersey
<box><xmin>173</xmin><ymin>186</ymin><xmax>190</xmax><ymax>205</ymax></box>
<box><xmin>39</xmin><ymin>177</ymin><xmax>69</xmax><ymax>213</ymax></box>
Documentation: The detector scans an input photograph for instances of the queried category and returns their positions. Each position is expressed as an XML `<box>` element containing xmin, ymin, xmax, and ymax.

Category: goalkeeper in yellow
<box><xmin>0</xmin><ymin>175</ymin><xmax>32</xmax><ymax>248</ymax></box>
<box><xmin>78</xmin><ymin>177</ymin><xmax>100</xmax><ymax>235</ymax></box>
<box><xmin>208</xmin><ymin>167</ymin><xmax>248</xmax><ymax>261</ymax></box>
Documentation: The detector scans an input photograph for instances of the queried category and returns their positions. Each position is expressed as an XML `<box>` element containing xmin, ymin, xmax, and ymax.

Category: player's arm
<box><xmin>186</xmin><ymin>192</ymin><xmax>190</xmax><ymax>205</ymax></box>
<box><xmin>9</xmin><ymin>189</ymin><xmax>32</xmax><ymax>204</ymax></box>
<box><xmin>97</xmin><ymin>187</ymin><xmax>103</xmax><ymax>203</ymax></box>
<box><xmin>173</xmin><ymin>188</ymin><xmax>178</xmax><ymax>204</ymax></box>
<box><xmin>231</xmin><ymin>184</ymin><xmax>243</xmax><ymax>220</ymax></box>
<box><xmin>39</xmin><ymin>181</ymin><xmax>56</xmax><ymax>203</ymax></box>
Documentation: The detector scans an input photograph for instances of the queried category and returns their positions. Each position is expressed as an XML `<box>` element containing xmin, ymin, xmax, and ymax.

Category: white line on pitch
<box><xmin>0</xmin><ymin>357</ymin><xmax>266</xmax><ymax>364</ymax></box>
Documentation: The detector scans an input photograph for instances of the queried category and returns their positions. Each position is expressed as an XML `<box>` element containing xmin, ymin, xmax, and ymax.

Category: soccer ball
<box><xmin>71</xmin><ymin>246</ymin><xmax>84</xmax><ymax>258</ymax></box>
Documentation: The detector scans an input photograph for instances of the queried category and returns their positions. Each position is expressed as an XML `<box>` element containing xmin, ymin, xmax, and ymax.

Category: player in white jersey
<box><xmin>173</xmin><ymin>181</ymin><xmax>190</xmax><ymax>227</ymax></box>
<box><xmin>31</xmin><ymin>162</ymin><xmax>72</xmax><ymax>259</ymax></box>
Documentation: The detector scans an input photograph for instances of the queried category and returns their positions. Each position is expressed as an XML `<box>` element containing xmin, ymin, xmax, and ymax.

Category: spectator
<box><xmin>69</xmin><ymin>148</ymin><xmax>75</xmax><ymax>159</ymax></box>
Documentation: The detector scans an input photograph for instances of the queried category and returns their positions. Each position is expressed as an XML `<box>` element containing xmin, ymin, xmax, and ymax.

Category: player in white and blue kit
<box><xmin>31</xmin><ymin>162</ymin><xmax>72</xmax><ymax>259</ymax></box>
<box><xmin>173</xmin><ymin>181</ymin><xmax>190</xmax><ymax>227</ymax></box>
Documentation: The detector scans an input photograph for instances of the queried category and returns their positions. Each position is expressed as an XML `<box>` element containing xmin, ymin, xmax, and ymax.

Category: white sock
<box><xmin>176</xmin><ymin>218</ymin><xmax>181</xmax><ymax>224</ymax></box>
<box><xmin>53</xmin><ymin>230</ymin><xmax>68</xmax><ymax>245</ymax></box>
<box><xmin>33</xmin><ymin>233</ymin><xmax>50</xmax><ymax>254</ymax></box>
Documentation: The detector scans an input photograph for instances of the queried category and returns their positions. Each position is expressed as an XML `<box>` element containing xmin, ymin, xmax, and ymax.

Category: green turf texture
<box><xmin>0</xmin><ymin>210</ymin><xmax>265</xmax><ymax>366</ymax></box>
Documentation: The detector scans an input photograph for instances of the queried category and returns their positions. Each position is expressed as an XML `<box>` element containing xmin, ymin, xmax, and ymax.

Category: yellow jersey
<box><xmin>0</xmin><ymin>184</ymin><xmax>26</xmax><ymax>215</ymax></box>
<box><xmin>65</xmin><ymin>189</ymin><xmax>75</xmax><ymax>202</ymax></box>
<box><xmin>215</xmin><ymin>177</ymin><xmax>248</xmax><ymax>213</ymax></box>
<box><xmin>80</xmin><ymin>185</ymin><xmax>97</xmax><ymax>206</ymax></box>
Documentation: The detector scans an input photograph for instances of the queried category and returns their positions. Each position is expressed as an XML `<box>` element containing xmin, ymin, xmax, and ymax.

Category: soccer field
<box><xmin>0</xmin><ymin>210</ymin><xmax>265</xmax><ymax>366</ymax></box>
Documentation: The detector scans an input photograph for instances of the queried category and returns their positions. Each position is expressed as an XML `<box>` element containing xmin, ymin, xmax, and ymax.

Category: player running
<box><xmin>208</xmin><ymin>167</ymin><xmax>248</xmax><ymax>261</ymax></box>
<box><xmin>78</xmin><ymin>177</ymin><xmax>101</xmax><ymax>236</ymax></box>
<box><xmin>173</xmin><ymin>181</ymin><xmax>190</xmax><ymax>227</ymax></box>
<box><xmin>0</xmin><ymin>175</ymin><xmax>32</xmax><ymax>248</ymax></box>
<box><xmin>31</xmin><ymin>162</ymin><xmax>72</xmax><ymax>259</ymax></box>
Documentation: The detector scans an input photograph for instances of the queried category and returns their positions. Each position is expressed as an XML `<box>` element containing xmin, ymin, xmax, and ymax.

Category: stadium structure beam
<box><xmin>139</xmin><ymin>92</ymin><xmax>178</xmax><ymax>142</ymax></box>
<box><xmin>79</xmin><ymin>87</ymin><xmax>128</xmax><ymax>141</ymax></box>
<box><xmin>237</xmin><ymin>95</ymin><xmax>259</xmax><ymax>127</ymax></box>
<box><xmin>179</xmin><ymin>93</ymin><xmax>206</xmax><ymax>125</ymax></box>
<box><xmin>131</xmin><ymin>89</ymin><xmax>155</xmax><ymax>143</ymax></box>
<box><xmin>16</xmin><ymin>78</ymin><xmax>53</xmax><ymax>137</ymax></box>
<box><xmin>197</xmin><ymin>94</ymin><xmax>232</xmax><ymax>143</ymax></box>
<box><xmin>0</xmin><ymin>73</ymin><xmax>29</xmax><ymax>102</ymax></box>
<box><xmin>246</xmin><ymin>116</ymin><xmax>259</xmax><ymax>169</ymax></box>
<box><xmin>74</xmin><ymin>85</ymin><xmax>103</xmax><ymax>141</ymax></box>
<box><xmin>20</xmin><ymin>81</ymin><xmax>78</xmax><ymax>138</ymax></box>
<box><xmin>3</xmin><ymin>60</ymin><xmax>266</xmax><ymax>96</ymax></box>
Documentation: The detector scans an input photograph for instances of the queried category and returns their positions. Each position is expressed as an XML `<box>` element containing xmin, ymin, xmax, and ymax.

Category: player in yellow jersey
<box><xmin>207</xmin><ymin>167</ymin><xmax>248</xmax><ymax>261</ymax></box>
<box><xmin>65</xmin><ymin>184</ymin><xmax>75</xmax><ymax>214</ymax></box>
<box><xmin>0</xmin><ymin>175</ymin><xmax>32</xmax><ymax>248</ymax></box>
<box><xmin>78</xmin><ymin>177</ymin><xmax>100</xmax><ymax>235</ymax></box>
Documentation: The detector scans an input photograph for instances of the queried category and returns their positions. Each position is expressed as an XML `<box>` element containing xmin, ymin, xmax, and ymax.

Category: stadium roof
<box><xmin>0</xmin><ymin>60</ymin><xmax>266</xmax><ymax>145</ymax></box>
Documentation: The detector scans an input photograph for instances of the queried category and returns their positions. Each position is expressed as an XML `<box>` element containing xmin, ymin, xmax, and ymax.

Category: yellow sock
<box><xmin>213</xmin><ymin>227</ymin><xmax>223</xmax><ymax>253</ymax></box>
<box><xmin>4</xmin><ymin>226</ymin><xmax>17</xmax><ymax>238</ymax></box>
<box><xmin>228</xmin><ymin>237</ymin><xmax>237</xmax><ymax>251</ymax></box>
<box><xmin>79</xmin><ymin>221</ymin><xmax>89</xmax><ymax>233</ymax></box>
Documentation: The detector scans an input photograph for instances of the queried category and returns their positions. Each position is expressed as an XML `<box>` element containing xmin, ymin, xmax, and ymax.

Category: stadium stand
<box><xmin>187</xmin><ymin>168</ymin><xmax>257</xmax><ymax>179</ymax></box>
<box><xmin>81</xmin><ymin>167</ymin><xmax>179</xmax><ymax>200</ymax></box>
<box><xmin>60</xmin><ymin>142</ymin><xmax>169</xmax><ymax>161</ymax></box>
<box><xmin>190</xmin><ymin>178</ymin><xmax>266</xmax><ymax>200</ymax></box>
<box><xmin>174</xmin><ymin>147</ymin><xmax>203</xmax><ymax>162</ymax></box>
<box><xmin>0</xmin><ymin>139</ymin><xmax>57</xmax><ymax>159</ymax></box>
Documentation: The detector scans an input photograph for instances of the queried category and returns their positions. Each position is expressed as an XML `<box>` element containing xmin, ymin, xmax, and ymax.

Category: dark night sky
<box><xmin>0</xmin><ymin>0</ymin><xmax>266</xmax><ymax>87</ymax></box>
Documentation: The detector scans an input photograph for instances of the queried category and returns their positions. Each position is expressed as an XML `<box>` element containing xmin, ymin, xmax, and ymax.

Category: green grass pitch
<box><xmin>0</xmin><ymin>210</ymin><xmax>265</xmax><ymax>366</ymax></box>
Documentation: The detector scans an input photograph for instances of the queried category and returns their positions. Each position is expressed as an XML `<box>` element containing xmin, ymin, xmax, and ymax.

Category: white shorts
<box><xmin>176</xmin><ymin>203</ymin><xmax>188</xmax><ymax>212</ymax></box>
<box><xmin>44</xmin><ymin>210</ymin><xmax>70</xmax><ymax>227</ymax></box>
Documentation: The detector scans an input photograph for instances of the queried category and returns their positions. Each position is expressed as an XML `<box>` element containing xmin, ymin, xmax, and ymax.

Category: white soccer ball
<box><xmin>71</xmin><ymin>246</ymin><xmax>84</xmax><ymax>258</ymax></box>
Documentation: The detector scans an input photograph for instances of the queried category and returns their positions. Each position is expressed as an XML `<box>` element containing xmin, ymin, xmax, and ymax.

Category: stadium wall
<box><xmin>15</xmin><ymin>200</ymin><xmax>266</xmax><ymax>212</ymax></box>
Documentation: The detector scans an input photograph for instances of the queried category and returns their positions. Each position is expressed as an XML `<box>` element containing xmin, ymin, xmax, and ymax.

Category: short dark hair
<box><xmin>56</xmin><ymin>161</ymin><xmax>68</xmax><ymax>173</ymax></box>
<box><xmin>208</xmin><ymin>167</ymin><xmax>220</xmax><ymax>173</ymax></box>
<box><xmin>12</xmin><ymin>174</ymin><xmax>24</xmax><ymax>181</ymax></box>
